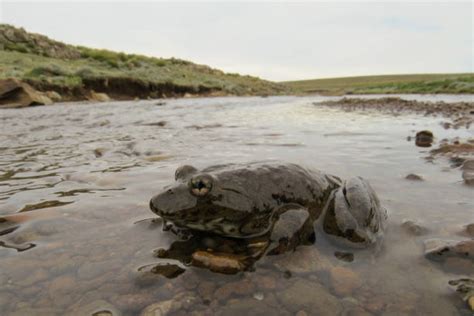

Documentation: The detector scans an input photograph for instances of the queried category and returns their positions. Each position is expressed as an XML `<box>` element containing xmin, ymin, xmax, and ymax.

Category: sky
<box><xmin>0</xmin><ymin>1</ymin><xmax>472</xmax><ymax>81</ymax></box>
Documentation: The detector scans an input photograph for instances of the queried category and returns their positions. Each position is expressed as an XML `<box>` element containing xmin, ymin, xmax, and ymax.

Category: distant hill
<box><xmin>0</xmin><ymin>24</ymin><xmax>289</xmax><ymax>101</ymax></box>
<box><xmin>284</xmin><ymin>73</ymin><xmax>474</xmax><ymax>95</ymax></box>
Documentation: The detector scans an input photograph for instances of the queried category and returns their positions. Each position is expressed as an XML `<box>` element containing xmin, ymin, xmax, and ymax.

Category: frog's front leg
<box><xmin>323</xmin><ymin>177</ymin><xmax>387</xmax><ymax>247</ymax></box>
<box><xmin>266</xmin><ymin>208</ymin><xmax>316</xmax><ymax>255</ymax></box>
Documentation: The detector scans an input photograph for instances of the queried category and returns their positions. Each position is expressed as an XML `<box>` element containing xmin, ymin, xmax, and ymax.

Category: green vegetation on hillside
<box><xmin>284</xmin><ymin>73</ymin><xmax>474</xmax><ymax>95</ymax></box>
<box><xmin>0</xmin><ymin>24</ymin><xmax>288</xmax><ymax>99</ymax></box>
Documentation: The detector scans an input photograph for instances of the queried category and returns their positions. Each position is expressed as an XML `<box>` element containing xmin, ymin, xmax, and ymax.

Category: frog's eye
<box><xmin>175</xmin><ymin>165</ymin><xmax>197</xmax><ymax>181</ymax></box>
<box><xmin>189</xmin><ymin>175</ymin><xmax>213</xmax><ymax>197</ymax></box>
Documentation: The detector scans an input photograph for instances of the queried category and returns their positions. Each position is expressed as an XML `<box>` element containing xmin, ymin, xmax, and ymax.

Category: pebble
<box><xmin>405</xmin><ymin>173</ymin><xmax>423</xmax><ymax>181</ymax></box>
<box><xmin>415</xmin><ymin>130</ymin><xmax>434</xmax><ymax>147</ymax></box>
<box><xmin>468</xmin><ymin>296</ymin><xmax>474</xmax><ymax>311</ymax></box>
<box><xmin>424</xmin><ymin>239</ymin><xmax>474</xmax><ymax>262</ymax></box>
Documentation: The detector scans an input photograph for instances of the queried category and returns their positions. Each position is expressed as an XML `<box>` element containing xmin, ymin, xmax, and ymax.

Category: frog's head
<box><xmin>149</xmin><ymin>165</ymin><xmax>274</xmax><ymax>238</ymax></box>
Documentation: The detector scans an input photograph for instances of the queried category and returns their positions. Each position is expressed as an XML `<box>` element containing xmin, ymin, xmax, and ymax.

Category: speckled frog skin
<box><xmin>150</xmin><ymin>162</ymin><xmax>387</xmax><ymax>249</ymax></box>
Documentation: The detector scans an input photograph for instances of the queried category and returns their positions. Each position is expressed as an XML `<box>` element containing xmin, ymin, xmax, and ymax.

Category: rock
<box><xmin>135</xmin><ymin>263</ymin><xmax>185</xmax><ymax>286</ymax></box>
<box><xmin>191</xmin><ymin>250</ymin><xmax>246</xmax><ymax>274</ymax></box>
<box><xmin>405</xmin><ymin>174</ymin><xmax>423</xmax><ymax>181</ymax></box>
<box><xmin>415</xmin><ymin>130</ymin><xmax>434</xmax><ymax>147</ymax></box>
<box><xmin>401</xmin><ymin>220</ymin><xmax>429</xmax><ymax>236</ymax></box>
<box><xmin>214</xmin><ymin>279</ymin><xmax>255</xmax><ymax>301</ymax></box>
<box><xmin>254</xmin><ymin>275</ymin><xmax>277</xmax><ymax>290</ymax></box>
<box><xmin>448</xmin><ymin>278</ymin><xmax>474</xmax><ymax>311</ymax></box>
<box><xmin>461</xmin><ymin>159</ymin><xmax>474</xmax><ymax>185</ymax></box>
<box><xmin>0</xmin><ymin>78</ymin><xmax>53</xmax><ymax>108</ymax></box>
<box><xmin>329</xmin><ymin>266</ymin><xmax>362</xmax><ymax>296</ymax></box>
<box><xmin>46</xmin><ymin>90</ymin><xmax>62</xmax><ymax>102</ymax></box>
<box><xmin>424</xmin><ymin>239</ymin><xmax>474</xmax><ymax>262</ymax></box>
<box><xmin>89</xmin><ymin>91</ymin><xmax>111</xmax><ymax>102</ymax></box>
<box><xmin>278</xmin><ymin>279</ymin><xmax>342</xmax><ymax>315</ymax></box>
<box><xmin>140</xmin><ymin>292</ymin><xmax>197</xmax><ymax>316</ymax></box>
<box><xmin>334</xmin><ymin>251</ymin><xmax>354</xmax><ymax>262</ymax></box>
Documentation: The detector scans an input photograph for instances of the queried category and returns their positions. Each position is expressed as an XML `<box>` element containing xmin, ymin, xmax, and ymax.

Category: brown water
<box><xmin>0</xmin><ymin>95</ymin><xmax>473</xmax><ymax>315</ymax></box>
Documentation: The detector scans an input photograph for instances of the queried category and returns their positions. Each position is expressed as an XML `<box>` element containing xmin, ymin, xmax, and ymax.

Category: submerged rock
<box><xmin>401</xmin><ymin>220</ymin><xmax>429</xmax><ymax>236</ymax></box>
<box><xmin>140</xmin><ymin>292</ymin><xmax>197</xmax><ymax>316</ymax></box>
<box><xmin>424</xmin><ymin>239</ymin><xmax>474</xmax><ymax>262</ymax></box>
<box><xmin>329</xmin><ymin>266</ymin><xmax>362</xmax><ymax>296</ymax></box>
<box><xmin>0</xmin><ymin>78</ymin><xmax>53</xmax><ymax>108</ymax></box>
<box><xmin>278</xmin><ymin>279</ymin><xmax>342</xmax><ymax>315</ymax></box>
<box><xmin>415</xmin><ymin>130</ymin><xmax>434</xmax><ymax>147</ymax></box>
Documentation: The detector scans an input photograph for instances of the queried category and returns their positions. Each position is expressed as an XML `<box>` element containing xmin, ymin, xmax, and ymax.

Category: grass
<box><xmin>0</xmin><ymin>24</ymin><xmax>288</xmax><ymax>97</ymax></box>
<box><xmin>283</xmin><ymin>73</ymin><xmax>474</xmax><ymax>95</ymax></box>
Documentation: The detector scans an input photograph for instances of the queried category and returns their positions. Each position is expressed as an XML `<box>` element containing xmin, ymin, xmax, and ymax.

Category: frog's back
<box><xmin>202</xmin><ymin>162</ymin><xmax>340</xmax><ymax>218</ymax></box>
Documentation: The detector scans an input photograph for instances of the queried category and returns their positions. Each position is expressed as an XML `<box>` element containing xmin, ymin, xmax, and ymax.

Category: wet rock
<box><xmin>401</xmin><ymin>220</ymin><xmax>429</xmax><ymax>236</ymax></box>
<box><xmin>278</xmin><ymin>278</ymin><xmax>342</xmax><ymax>315</ymax></box>
<box><xmin>449</xmin><ymin>278</ymin><xmax>474</xmax><ymax>311</ymax></box>
<box><xmin>191</xmin><ymin>250</ymin><xmax>246</xmax><ymax>274</ymax></box>
<box><xmin>89</xmin><ymin>91</ymin><xmax>111</xmax><ymax>102</ymax></box>
<box><xmin>415</xmin><ymin>130</ymin><xmax>434</xmax><ymax>147</ymax></box>
<box><xmin>424</xmin><ymin>239</ymin><xmax>474</xmax><ymax>262</ymax></box>
<box><xmin>405</xmin><ymin>174</ymin><xmax>423</xmax><ymax>181</ymax></box>
<box><xmin>329</xmin><ymin>266</ymin><xmax>362</xmax><ymax>296</ymax></box>
<box><xmin>0</xmin><ymin>78</ymin><xmax>53</xmax><ymax>108</ymax></box>
<box><xmin>461</xmin><ymin>159</ymin><xmax>474</xmax><ymax>185</ymax></box>
<box><xmin>140</xmin><ymin>292</ymin><xmax>197</xmax><ymax>316</ymax></box>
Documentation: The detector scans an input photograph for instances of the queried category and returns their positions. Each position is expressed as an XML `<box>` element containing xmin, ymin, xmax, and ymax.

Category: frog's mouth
<box><xmin>150</xmin><ymin>200</ymin><xmax>272</xmax><ymax>238</ymax></box>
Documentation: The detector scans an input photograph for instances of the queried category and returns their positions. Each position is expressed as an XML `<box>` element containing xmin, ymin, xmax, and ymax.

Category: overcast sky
<box><xmin>0</xmin><ymin>1</ymin><xmax>472</xmax><ymax>81</ymax></box>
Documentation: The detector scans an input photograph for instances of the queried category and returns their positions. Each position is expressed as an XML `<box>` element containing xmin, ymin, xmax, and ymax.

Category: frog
<box><xmin>149</xmin><ymin>162</ymin><xmax>387</xmax><ymax>271</ymax></box>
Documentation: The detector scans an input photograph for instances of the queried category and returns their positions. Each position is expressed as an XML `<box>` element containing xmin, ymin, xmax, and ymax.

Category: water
<box><xmin>0</xmin><ymin>95</ymin><xmax>473</xmax><ymax>315</ymax></box>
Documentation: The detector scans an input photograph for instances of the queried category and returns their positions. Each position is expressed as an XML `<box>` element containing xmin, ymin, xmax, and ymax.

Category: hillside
<box><xmin>284</xmin><ymin>73</ymin><xmax>474</xmax><ymax>95</ymax></box>
<box><xmin>0</xmin><ymin>24</ymin><xmax>289</xmax><ymax>101</ymax></box>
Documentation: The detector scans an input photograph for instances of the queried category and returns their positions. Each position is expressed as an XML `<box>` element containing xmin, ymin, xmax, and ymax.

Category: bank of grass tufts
<box><xmin>0</xmin><ymin>24</ymin><xmax>289</xmax><ymax>100</ymax></box>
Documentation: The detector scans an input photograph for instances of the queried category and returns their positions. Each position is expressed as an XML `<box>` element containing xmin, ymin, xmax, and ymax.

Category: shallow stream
<box><xmin>0</xmin><ymin>95</ymin><xmax>473</xmax><ymax>315</ymax></box>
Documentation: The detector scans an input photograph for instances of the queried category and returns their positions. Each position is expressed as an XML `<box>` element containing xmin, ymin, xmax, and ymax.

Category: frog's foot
<box><xmin>267</xmin><ymin>208</ymin><xmax>315</xmax><ymax>255</ymax></box>
<box><xmin>323</xmin><ymin>177</ymin><xmax>387</xmax><ymax>248</ymax></box>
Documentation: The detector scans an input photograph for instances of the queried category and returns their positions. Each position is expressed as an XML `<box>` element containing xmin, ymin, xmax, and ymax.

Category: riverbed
<box><xmin>0</xmin><ymin>95</ymin><xmax>473</xmax><ymax>315</ymax></box>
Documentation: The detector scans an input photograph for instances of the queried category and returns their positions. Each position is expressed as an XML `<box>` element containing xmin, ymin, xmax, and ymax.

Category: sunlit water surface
<box><xmin>0</xmin><ymin>95</ymin><xmax>473</xmax><ymax>315</ymax></box>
